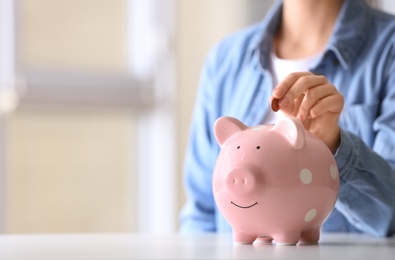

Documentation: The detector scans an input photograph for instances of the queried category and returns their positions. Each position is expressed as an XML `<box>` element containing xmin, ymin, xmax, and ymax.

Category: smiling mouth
<box><xmin>231</xmin><ymin>201</ymin><xmax>258</xmax><ymax>209</ymax></box>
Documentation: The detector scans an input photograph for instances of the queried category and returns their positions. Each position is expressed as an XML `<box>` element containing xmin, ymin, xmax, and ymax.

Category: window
<box><xmin>0</xmin><ymin>0</ymin><xmax>177</xmax><ymax>233</ymax></box>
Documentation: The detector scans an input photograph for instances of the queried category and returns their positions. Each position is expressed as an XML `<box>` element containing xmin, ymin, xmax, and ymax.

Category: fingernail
<box><xmin>298</xmin><ymin>114</ymin><xmax>304</xmax><ymax>121</ymax></box>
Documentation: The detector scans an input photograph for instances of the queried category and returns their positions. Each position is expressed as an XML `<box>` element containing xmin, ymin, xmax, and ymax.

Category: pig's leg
<box><xmin>254</xmin><ymin>235</ymin><xmax>273</xmax><ymax>244</ymax></box>
<box><xmin>232</xmin><ymin>231</ymin><xmax>256</xmax><ymax>244</ymax></box>
<box><xmin>272</xmin><ymin>232</ymin><xmax>300</xmax><ymax>245</ymax></box>
<box><xmin>299</xmin><ymin>227</ymin><xmax>320</xmax><ymax>244</ymax></box>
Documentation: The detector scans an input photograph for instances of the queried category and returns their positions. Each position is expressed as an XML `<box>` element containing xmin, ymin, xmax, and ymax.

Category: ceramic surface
<box><xmin>213</xmin><ymin>116</ymin><xmax>339</xmax><ymax>245</ymax></box>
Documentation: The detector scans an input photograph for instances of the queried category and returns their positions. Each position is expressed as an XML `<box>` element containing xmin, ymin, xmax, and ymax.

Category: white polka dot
<box><xmin>304</xmin><ymin>209</ymin><xmax>317</xmax><ymax>222</ymax></box>
<box><xmin>330</xmin><ymin>165</ymin><xmax>338</xmax><ymax>180</ymax></box>
<box><xmin>300</xmin><ymin>168</ymin><xmax>313</xmax><ymax>184</ymax></box>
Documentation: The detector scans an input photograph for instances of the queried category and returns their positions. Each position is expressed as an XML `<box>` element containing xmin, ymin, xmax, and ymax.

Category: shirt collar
<box><xmin>248</xmin><ymin>0</ymin><xmax>371</xmax><ymax>70</ymax></box>
<box><xmin>247</xmin><ymin>0</ymin><xmax>282</xmax><ymax>70</ymax></box>
<box><xmin>327</xmin><ymin>0</ymin><xmax>371</xmax><ymax>69</ymax></box>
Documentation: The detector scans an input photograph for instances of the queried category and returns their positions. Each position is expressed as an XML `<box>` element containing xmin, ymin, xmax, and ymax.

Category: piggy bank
<box><xmin>212</xmin><ymin>116</ymin><xmax>339</xmax><ymax>245</ymax></box>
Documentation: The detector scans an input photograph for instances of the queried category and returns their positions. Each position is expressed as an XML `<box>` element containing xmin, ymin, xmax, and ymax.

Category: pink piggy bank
<box><xmin>212</xmin><ymin>116</ymin><xmax>339</xmax><ymax>245</ymax></box>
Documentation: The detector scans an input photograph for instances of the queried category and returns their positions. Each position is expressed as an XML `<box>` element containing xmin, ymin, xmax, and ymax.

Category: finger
<box><xmin>297</xmin><ymin>84</ymin><xmax>336</xmax><ymax>121</ymax></box>
<box><xmin>272</xmin><ymin>72</ymin><xmax>313</xmax><ymax>99</ymax></box>
<box><xmin>277</xmin><ymin>92</ymin><xmax>304</xmax><ymax>117</ymax></box>
<box><xmin>308</xmin><ymin>92</ymin><xmax>344</xmax><ymax>118</ymax></box>
<box><xmin>293</xmin><ymin>94</ymin><xmax>305</xmax><ymax>118</ymax></box>
<box><xmin>278</xmin><ymin>74</ymin><xmax>328</xmax><ymax>111</ymax></box>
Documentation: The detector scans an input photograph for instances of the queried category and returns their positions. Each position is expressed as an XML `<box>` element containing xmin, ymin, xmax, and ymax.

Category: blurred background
<box><xmin>0</xmin><ymin>0</ymin><xmax>394</xmax><ymax>234</ymax></box>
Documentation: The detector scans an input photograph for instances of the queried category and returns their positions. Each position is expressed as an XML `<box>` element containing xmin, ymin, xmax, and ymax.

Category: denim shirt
<box><xmin>180</xmin><ymin>0</ymin><xmax>395</xmax><ymax>237</ymax></box>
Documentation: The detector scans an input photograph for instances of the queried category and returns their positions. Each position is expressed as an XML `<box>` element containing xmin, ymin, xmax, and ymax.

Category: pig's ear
<box><xmin>272</xmin><ymin>116</ymin><xmax>305</xmax><ymax>150</ymax></box>
<box><xmin>214</xmin><ymin>116</ymin><xmax>247</xmax><ymax>146</ymax></box>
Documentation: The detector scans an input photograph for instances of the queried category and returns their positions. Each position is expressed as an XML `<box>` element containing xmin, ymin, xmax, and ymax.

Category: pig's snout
<box><xmin>225</xmin><ymin>167</ymin><xmax>259</xmax><ymax>198</ymax></box>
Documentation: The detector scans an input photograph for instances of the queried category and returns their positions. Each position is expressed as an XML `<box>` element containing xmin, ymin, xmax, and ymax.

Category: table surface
<box><xmin>0</xmin><ymin>232</ymin><xmax>394</xmax><ymax>260</ymax></box>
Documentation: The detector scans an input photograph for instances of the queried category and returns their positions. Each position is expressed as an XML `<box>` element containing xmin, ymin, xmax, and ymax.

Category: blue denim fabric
<box><xmin>180</xmin><ymin>0</ymin><xmax>395</xmax><ymax>237</ymax></box>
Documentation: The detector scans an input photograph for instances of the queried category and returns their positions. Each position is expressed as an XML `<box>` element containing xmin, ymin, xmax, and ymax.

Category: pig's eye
<box><xmin>237</xmin><ymin>146</ymin><xmax>240</xmax><ymax>149</ymax></box>
<box><xmin>256</xmin><ymin>146</ymin><xmax>261</xmax><ymax>149</ymax></box>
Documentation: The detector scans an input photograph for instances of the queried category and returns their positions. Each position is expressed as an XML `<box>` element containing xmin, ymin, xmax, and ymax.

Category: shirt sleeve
<box><xmin>331</xmin><ymin>128</ymin><xmax>395</xmax><ymax>237</ymax></box>
<box><xmin>179</xmin><ymin>50</ymin><xmax>221</xmax><ymax>233</ymax></box>
<box><xmin>328</xmin><ymin>30</ymin><xmax>395</xmax><ymax>236</ymax></box>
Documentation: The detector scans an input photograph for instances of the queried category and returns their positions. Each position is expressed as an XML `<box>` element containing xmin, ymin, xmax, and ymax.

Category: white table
<box><xmin>0</xmin><ymin>232</ymin><xmax>394</xmax><ymax>259</ymax></box>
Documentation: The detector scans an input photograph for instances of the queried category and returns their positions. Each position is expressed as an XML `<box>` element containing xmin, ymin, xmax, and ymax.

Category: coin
<box><xmin>271</xmin><ymin>98</ymin><xmax>280</xmax><ymax>112</ymax></box>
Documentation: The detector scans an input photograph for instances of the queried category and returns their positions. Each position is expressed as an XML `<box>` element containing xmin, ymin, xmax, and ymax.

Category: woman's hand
<box><xmin>270</xmin><ymin>71</ymin><xmax>344</xmax><ymax>153</ymax></box>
